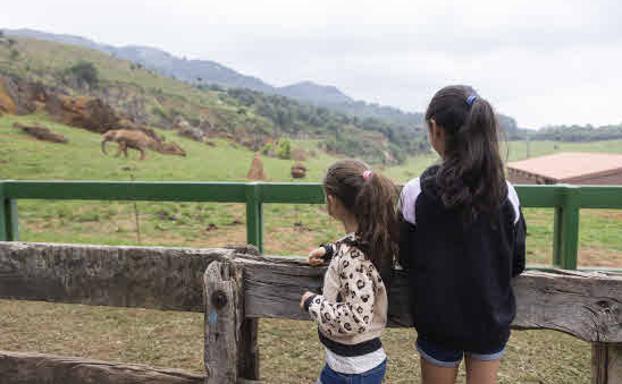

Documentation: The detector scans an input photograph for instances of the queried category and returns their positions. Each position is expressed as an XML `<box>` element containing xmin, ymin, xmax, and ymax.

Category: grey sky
<box><xmin>3</xmin><ymin>0</ymin><xmax>622</xmax><ymax>128</ymax></box>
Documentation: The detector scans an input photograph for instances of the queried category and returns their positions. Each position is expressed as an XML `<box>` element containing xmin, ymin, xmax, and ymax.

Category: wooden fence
<box><xmin>1</xmin><ymin>242</ymin><xmax>621</xmax><ymax>383</ymax></box>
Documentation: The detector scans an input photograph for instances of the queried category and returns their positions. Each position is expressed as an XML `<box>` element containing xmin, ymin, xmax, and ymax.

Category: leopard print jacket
<box><xmin>306</xmin><ymin>233</ymin><xmax>388</xmax><ymax>346</ymax></box>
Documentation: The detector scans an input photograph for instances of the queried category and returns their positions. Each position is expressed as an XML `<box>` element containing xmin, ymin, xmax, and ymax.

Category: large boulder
<box><xmin>177</xmin><ymin>126</ymin><xmax>205</xmax><ymax>142</ymax></box>
<box><xmin>172</xmin><ymin>116</ymin><xmax>191</xmax><ymax>130</ymax></box>
<box><xmin>0</xmin><ymin>78</ymin><xmax>17</xmax><ymax>114</ymax></box>
<box><xmin>14</xmin><ymin>122</ymin><xmax>68</xmax><ymax>144</ymax></box>
<box><xmin>173</xmin><ymin>116</ymin><xmax>205</xmax><ymax>142</ymax></box>
<box><xmin>45</xmin><ymin>94</ymin><xmax>119</xmax><ymax>133</ymax></box>
<box><xmin>0</xmin><ymin>75</ymin><xmax>47</xmax><ymax>115</ymax></box>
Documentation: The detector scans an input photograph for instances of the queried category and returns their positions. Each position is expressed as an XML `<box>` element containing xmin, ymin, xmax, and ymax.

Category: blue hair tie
<box><xmin>466</xmin><ymin>95</ymin><xmax>478</xmax><ymax>106</ymax></box>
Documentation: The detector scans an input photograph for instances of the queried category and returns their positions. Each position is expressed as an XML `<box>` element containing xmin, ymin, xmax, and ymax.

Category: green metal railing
<box><xmin>1</xmin><ymin>180</ymin><xmax>622</xmax><ymax>270</ymax></box>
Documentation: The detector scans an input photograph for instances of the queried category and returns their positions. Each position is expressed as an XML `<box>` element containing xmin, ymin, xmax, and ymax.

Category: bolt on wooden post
<box><xmin>203</xmin><ymin>258</ymin><xmax>259</xmax><ymax>384</ymax></box>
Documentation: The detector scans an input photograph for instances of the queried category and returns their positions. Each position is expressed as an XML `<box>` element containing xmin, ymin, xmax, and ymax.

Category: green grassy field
<box><xmin>1</xmin><ymin>113</ymin><xmax>621</xmax><ymax>383</ymax></box>
<box><xmin>2</xmin><ymin>113</ymin><xmax>621</xmax><ymax>265</ymax></box>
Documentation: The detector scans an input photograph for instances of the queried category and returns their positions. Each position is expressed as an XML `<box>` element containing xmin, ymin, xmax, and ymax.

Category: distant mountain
<box><xmin>5</xmin><ymin>29</ymin><xmax>275</xmax><ymax>93</ymax></box>
<box><xmin>3</xmin><ymin>29</ymin><xmax>418</xmax><ymax>121</ymax></box>
<box><xmin>277</xmin><ymin>81</ymin><xmax>353</xmax><ymax>104</ymax></box>
<box><xmin>3</xmin><ymin>28</ymin><xmax>525</xmax><ymax>137</ymax></box>
<box><xmin>0</xmin><ymin>35</ymin><xmax>433</xmax><ymax>164</ymax></box>
<box><xmin>115</xmin><ymin>45</ymin><xmax>275</xmax><ymax>92</ymax></box>
<box><xmin>5</xmin><ymin>28</ymin><xmax>112</xmax><ymax>53</ymax></box>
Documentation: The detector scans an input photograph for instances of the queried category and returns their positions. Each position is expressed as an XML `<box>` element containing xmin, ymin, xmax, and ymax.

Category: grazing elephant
<box><xmin>101</xmin><ymin>129</ymin><xmax>186</xmax><ymax>160</ymax></box>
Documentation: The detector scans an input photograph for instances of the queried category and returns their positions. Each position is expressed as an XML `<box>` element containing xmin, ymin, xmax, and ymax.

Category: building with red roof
<box><xmin>507</xmin><ymin>152</ymin><xmax>622</xmax><ymax>185</ymax></box>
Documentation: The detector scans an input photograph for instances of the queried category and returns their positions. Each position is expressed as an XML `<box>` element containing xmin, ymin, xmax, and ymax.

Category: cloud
<box><xmin>2</xmin><ymin>0</ymin><xmax>621</xmax><ymax>127</ymax></box>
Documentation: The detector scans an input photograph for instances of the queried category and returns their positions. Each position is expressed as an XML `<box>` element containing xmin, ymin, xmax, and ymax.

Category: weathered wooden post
<box><xmin>203</xmin><ymin>257</ymin><xmax>259</xmax><ymax>384</ymax></box>
<box><xmin>593</xmin><ymin>344</ymin><xmax>622</xmax><ymax>384</ymax></box>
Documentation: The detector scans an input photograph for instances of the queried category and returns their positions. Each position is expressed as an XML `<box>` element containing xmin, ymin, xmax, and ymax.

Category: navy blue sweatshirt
<box><xmin>398</xmin><ymin>165</ymin><xmax>526</xmax><ymax>353</ymax></box>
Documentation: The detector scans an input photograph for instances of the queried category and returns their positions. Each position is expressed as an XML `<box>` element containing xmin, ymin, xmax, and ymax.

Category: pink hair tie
<box><xmin>362</xmin><ymin>170</ymin><xmax>373</xmax><ymax>181</ymax></box>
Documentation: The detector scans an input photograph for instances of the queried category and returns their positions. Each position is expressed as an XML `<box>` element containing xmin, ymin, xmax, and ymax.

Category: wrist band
<box><xmin>320</xmin><ymin>244</ymin><xmax>334</xmax><ymax>260</ymax></box>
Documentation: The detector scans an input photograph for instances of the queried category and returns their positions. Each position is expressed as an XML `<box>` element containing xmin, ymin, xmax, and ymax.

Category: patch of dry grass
<box><xmin>0</xmin><ymin>300</ymin><xmax>591</xmax><ymax>383</ymax></box>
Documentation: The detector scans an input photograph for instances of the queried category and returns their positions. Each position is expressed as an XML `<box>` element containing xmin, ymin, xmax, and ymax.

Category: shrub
<box><xmin>275</xmin><ymin>138</ymin><xmax>292</xmax><ymax>159</ymax></box>
<box><xmin>66</xmin><ymin>61</ymin><xmax>99</xmax><ymax>87</ymax></box>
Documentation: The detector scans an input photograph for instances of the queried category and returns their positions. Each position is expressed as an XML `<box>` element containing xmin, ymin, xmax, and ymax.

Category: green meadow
<box><xmin>1</xmin><ymin>113</ymin><xmax>621</xmax><ymax>383</ymax></box>
<box><xmin>2</xmin><ymin>113</ymin><xmax>621</xmax><ymax>265</ymax></box>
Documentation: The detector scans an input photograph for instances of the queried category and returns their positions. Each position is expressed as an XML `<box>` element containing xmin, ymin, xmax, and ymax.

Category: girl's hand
<box><xmin>300</xmin><ymin>291</ymin><xmax>316</xmax><ymax>309</ymax></box>
<box><xmin>308</xmin><ymin>247</ymin><xmax>327</xmax><ymax>266</ymax></box>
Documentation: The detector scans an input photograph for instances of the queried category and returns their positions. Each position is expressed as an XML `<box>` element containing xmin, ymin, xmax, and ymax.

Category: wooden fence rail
<box><xmin>1</xmin><ymin>242</ymin><xmax>622</xmax><ymax>383</ymax></box>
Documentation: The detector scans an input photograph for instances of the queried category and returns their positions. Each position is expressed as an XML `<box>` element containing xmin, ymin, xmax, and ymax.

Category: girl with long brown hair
<box><xmin>399</xmin><ymin>85</ymin><xmax>526</xmax><ymax>384</ymax></box>
<box><xmin>300</xmin><ymin>159</ymin><xmax>398</xmax><ymax>384</ymax></box>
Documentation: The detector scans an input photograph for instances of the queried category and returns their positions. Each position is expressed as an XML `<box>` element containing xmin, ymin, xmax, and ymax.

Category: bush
<box><xmin>275</xmin><ymin>139</ymin><xmax>292</xmax><ymax>159</ymax></box>
<box><xmin>151</xmin><ymin>105</ymin><xmax>169</xmax><ymax>120</ymax></box>
<box><xmin>261</xmin><ymin>142</ymin><xmax>273</xmax><ymax>156</ymax></box>
<box><xmin>66</xmin><ymin>61</ymin><xmax>99</xmax><ymax>87</ymax></box>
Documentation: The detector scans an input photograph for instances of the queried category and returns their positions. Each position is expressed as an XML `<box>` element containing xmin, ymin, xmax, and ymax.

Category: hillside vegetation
<box><xmin>4</xmin><ymin>29</ymin><xmax>427</xmax><ymax>125</ymax></box>
<box><xmin>531</xmin><ymin>123</ymin><xmax>622</xmax><ymax>142</ymax></box>
<box><xmin>0</xmin><ymin>35</ymin><xmax>428</xmax><ymax>164</ymax></box>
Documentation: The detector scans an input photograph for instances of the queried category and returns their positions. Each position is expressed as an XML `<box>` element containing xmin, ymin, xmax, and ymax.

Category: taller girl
<box><xmin>399</xmin><ymin>85</ymin><xmax>526</xmax><ymax>384</ymax></box>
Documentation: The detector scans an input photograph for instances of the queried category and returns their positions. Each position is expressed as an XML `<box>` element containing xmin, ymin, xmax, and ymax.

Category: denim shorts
<box><xmin>317</xmin><ymin>359</ymin><xmax>386</xmax><ymax>384</ymax></box>
<box><xmin>416</xmin><ymin>335</ymin><xmax>505</xmax><ymax>368</ymax></box>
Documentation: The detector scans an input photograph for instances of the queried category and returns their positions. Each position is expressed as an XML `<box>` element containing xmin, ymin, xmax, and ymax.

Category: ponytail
<box><xmin>323</xmin><ymin>160</ymin><xmax>398</xmax><ymax>282</ymax></box>
<box><xmin>425</xmin><ymin>85</ymin><xmax>506</xmax><ymax>217</ymax></box>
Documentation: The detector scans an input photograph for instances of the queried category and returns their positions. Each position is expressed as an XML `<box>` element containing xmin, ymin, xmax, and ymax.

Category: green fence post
<box><xmin>0</xmin><ymin>196</ymin><xmax>19</xmax><ymax>241</ymax></box>
<box><xmin>0</xmin><ymin>185</ymin><xmax>5</xmax><ymax>241</ymax></box>
<box><xmin>245</xmin><ymin>183</ymin><xmax>263</xmax><ymax>253</ymax></box>
<box><xmin>553</xmin><ymin>185</ymin><xmax>579</xmax><ymax>270</ymax></box>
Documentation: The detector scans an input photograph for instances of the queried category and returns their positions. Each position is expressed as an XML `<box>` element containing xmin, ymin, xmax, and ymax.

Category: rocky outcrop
<box><xmin>0</xmin><ymin>75</ymin><xmax>46</xmax><ymax>114</ymax></box>
<box><xmin>0</xmin><ymin>75</ymin><xmax>120</xmax><ymax>133</ymax></box>
<box><xmin>45</xmin><ymin>94</ymin><xmax>119</xmax><ymax>133</ymax></box>
<box><xmin>173</xmin><ymin>116</ymin><xmax>205</xmax><ymax>142</ymax></box>
<box><xmin>158</xmin><ymin>141</ymin><xmax>186</xmax><ymax>157</ymax></box>
<box><xmin>177</xmin><ymin>126</ymin><xmax>205</xmax><ymax>142</ymax></box>
<box><xmin>14</xmin><ymin>122</ymin><xmax>68</xmax><ymax>144</ymax></box>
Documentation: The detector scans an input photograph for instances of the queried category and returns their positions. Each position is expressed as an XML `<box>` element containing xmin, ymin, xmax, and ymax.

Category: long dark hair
<box><xmin>323</xmin><ymin>159</ymin><xmax>398</xmax><ymax>281</ymax></box>
<box><xmin>425</xmin><ymin>85</ymin><xmax>507</xmax><ymax>217</ymax></box>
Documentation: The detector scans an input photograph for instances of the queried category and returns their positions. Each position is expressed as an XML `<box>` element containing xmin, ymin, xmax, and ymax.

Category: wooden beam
<box><xmin>0</xmin><ymin>242</ymin><xmax>236</xmax><ymax>312</ymax></box>
<box><xmin>1</xmin><ymin>242</ymin><xmax>621</xmax><ymax>344</ymax></box>
<box><xmin>0</xmin><ymin>350</ymin><xmax>204</xmax><ymax>384</ymax></box>
<box><xmin>512</xmin><ymin>270</ymin><xmax>622</xmax><ymax>343</ymax></box>
<box><xmin>239</xmin><ymin>256</ymin><xmax>622</xmax><ymax>344</ymax></box>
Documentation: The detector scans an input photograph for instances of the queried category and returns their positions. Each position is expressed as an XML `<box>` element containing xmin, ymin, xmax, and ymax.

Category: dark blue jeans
<box><xmin>318</xmin><ymin>360</ymin><xmax>386</xmax><ymax>384</ymax></box>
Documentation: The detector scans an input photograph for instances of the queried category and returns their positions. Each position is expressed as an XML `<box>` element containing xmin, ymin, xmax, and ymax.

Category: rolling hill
<box><xmin>3</xmin><ymin>28</ymin><xmax>532</xmax><ymax>138</ymax></box>
<box><xmin>0</xmin><ymin>34</ymin><xmax>430</xmax><ymax>164</ymax></box>
<box><xmin>3</xmin><ymin>29</ymin><xmax>426</xmax><ymax>125</ymax></box>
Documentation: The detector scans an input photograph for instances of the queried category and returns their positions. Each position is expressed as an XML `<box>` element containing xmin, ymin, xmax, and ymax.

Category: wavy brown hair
<box><xmin>323</xmin><ymin>159</ymin><xmax>399</xmax><ymax>282</ymax></box>
<box><xmin>425</xmin><ymin>85</ymin><xmax>507</xmax><ymax>218</ymax></box>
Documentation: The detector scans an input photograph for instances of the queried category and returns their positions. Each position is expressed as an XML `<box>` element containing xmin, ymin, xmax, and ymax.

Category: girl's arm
<box><xmin>513</xmin><ymin>210</ymin><xmax>527</xmax><ymax>277</ymax></box>
<box><xmin>398</xmin><ymin>215</ymin><xmax>416</xmax><ymax>270</ymax></box>
<box><xmin>507</xmin><ymin>182</ymin><xmax>526</xmax><ymax>277</ymax></box>
<box><xmin>397</xmin><ymin>178</ymin><xmax>421</xmax><ymax>270</ymax></box>
<box><xmin>303</xmin><ymin>253</ymin><xmax>377</xmax><ymax>336</ymax></box>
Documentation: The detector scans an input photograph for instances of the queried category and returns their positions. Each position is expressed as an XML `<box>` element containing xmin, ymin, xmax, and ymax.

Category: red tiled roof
<box><xmin>507</xmin><ymin>152</ymin><xmax>622</xmax><ymax>182</ymax></box>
